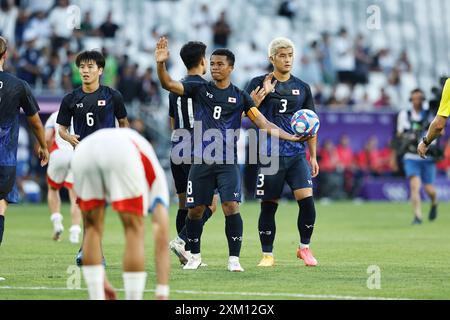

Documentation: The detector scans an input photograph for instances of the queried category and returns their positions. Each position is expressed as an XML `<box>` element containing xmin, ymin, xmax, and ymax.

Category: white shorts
<box><xmin>71</xmin><ymin>130</ymin><xmax>169</xmax><ymax>216</ymax></box>
<box><xmin>47</xmin><ymin>148</ymin><xmax>74</xmax><ymax>189</ymax></box>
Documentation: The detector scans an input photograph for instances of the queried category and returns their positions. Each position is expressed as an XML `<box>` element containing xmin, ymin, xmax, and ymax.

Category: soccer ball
<box><xmin>290</xmin><ymin>109</ymin><xmax>320</xmax><ymax>137</ymax></box>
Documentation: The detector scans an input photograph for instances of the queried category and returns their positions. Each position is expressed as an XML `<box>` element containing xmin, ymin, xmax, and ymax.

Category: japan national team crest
<box><xmin>98</xmin><ymin>100</ymin><xmax>106</xmax><ymax>106</ymax></box>
<box><xmin>228</xmin><ymin>97</ymin><xmax>236</xmax><ymax>103</ymax></box>
<box><xmin>292</xmin><ymin>89</ymin><xmax>300</xmax><ymax>95</ymax></box>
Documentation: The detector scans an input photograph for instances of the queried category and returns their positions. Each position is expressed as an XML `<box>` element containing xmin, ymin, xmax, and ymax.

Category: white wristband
<box><xmin>155</xmin><ymin>284</ymin><xmax>169</xmax><ymax>297</ymax></box>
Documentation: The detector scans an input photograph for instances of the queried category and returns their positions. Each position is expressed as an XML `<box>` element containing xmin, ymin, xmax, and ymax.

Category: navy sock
<box><xmin>225</xmin><ymin>213</ymin><xmax>243</xmax><ymax>257</ymax></box>
<box><xmin>185</xmin><ymin>217</ymin><xmax>203</xmax><ymax>254</ymax></box>
<box><xmin>297</xmin><ymin>197</ymin><xmax>316</xmax><ymax>245</ymax></box>
<box><xmin>175</xmin><ymin>209</ymin><xmax>188</xmax><ymax>234</ymax></box>
<box><xmin>0</xmin><ymin>215</ymin><xmax>4</xmax><ymax>245</ymax></box>
<box><xmin>180</xmin><ymin>207</ymin><xmax>213</xmax><ymax>250</ymax></box>
<box><xmin>258</xmin><ymin>202</ymin><xmax>278</xmax><ymax>253</ymax></box>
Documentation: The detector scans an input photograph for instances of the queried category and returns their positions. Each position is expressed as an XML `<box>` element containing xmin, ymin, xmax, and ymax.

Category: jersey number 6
<box><xmin>86</xmin><ymin>112</ymin><xmax>94</xmax><ymax>127</ymax></box>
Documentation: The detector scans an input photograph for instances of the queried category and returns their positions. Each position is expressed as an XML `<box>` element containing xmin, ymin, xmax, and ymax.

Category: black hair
<box><xmin>75</xmin><ymin>50</ymin><xmax>105</xmax><ymax>69</ymax></box>
<box><xmin>211</xmin><ymin>48</ymin><xmax>235</xmax><ymax>66</ymax></box>
<box><xmin>179</xmin><ymin>41</ymin><xmax>207</xmax><ymax>70</ymax></box>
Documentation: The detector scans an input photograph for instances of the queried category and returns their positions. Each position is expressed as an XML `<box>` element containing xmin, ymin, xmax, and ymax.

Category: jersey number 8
<box><xmin>213</xmin><ymin>106</ymin><xmax>222</xmax><ymax>119</ymax></box>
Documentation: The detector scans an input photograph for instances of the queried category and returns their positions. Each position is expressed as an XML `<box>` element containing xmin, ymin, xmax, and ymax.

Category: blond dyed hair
<box><xmin>268</xmin><ymin>37</ymin><xmax>295</xmax><ymax>58</ymax></box>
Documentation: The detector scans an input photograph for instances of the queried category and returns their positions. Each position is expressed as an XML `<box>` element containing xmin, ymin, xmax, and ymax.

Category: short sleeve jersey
<box><xmin>438</xmin><ymin>78</ymin><xmax>450</xmax><ymax>118</ymax></box>
<box><xmin>0</xmin><ymin>72</ymin><xmax>39</xmax><ymax>166</ymax></box>
<box><xmin>56</xmin><ymin>85</ymin><xmax>127</xmax><ymax>140</ymax></box>
<box><xmin>182</xmin><ymin>81</ymin><xmax>255</xmax><ymax>163</ymax></box>
<box><xmin>246</xmin><ymin>74</ymin><xmax>315</xmax><ymax>156</ymax></box>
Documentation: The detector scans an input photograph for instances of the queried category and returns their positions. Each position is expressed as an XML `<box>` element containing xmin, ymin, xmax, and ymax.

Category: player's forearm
<box><xmin>260</xmin><ymin>119</ymin><xmax>295</xmax><ymax>141</ymax></box>
<box><xmin>26</xmin><ymin>114</ymin><xmax>47</xmax><ymax>149</ymax></box>
<box><xmin>308</xmin><ymin>135</ymin><xmax>318</xmax><ymax>159</ymax></box>
<box><xmin>58</xmin><ymin>126</ymin><xmax>71</xmax><ymax>143</ymax></box>
<box><xmin>425</xmin><ymin>116</ymin><xmax>447</xmax><ymax>144</ymax></box>
<box><xmin>157</xmin><ymin>62</ymin><xmax>184</xmax><ymax>95</ymax></box>
<box><xmin>118</xmin><ymin>118</ymin><xmax>129</xmax><ymax>128</ymax></box>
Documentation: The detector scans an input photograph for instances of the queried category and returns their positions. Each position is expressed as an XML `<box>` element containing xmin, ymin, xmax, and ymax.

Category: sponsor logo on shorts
<box><xmin>234</xmin><ymin>192</ymin><xmax>240</xmax><ymax>198</ymax></box>
<box><xmin>308</xmin><ymin>180</ymin><xmax>313</xmax><ymax>185</ymax></box>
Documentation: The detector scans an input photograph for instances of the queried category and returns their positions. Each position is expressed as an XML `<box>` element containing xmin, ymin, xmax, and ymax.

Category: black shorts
<box><xmin>186</xmin><ymin>164</ymin><xmax>241</xmax><ymax>208</ymax></box>
<box><xmin>170</xmin><ymin>160</ymin><xmax>191</xmax><ymax>194</ymax></box>
<box><xmin>255</xmin><ymin>155</ymin><xmax>312</xmax><ymax>200</ymax></box>
<box><xmin>0</xmin><ymin>165</ymin><xmax>18</xmax><ymax>203</ymax></box>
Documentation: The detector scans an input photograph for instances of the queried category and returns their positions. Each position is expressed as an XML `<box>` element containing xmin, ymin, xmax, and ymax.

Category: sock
<box><xmin>180</xmin><ymin>207</ymin><xmax>213</xmax><ymax>251</ymax></box>
<box><xmin>82</xmin><ymin>265</ymin><xmax>105</xmax><ymax>300</ymax></box>
<box><xmin>258</xmin><ymin>202</ymin><xmax>278</xmax><ymax>253</ymax></box>
<box><xmin>0</xmin><ymin>215</ymin><xmax>4</xmax><ymax>245</ymax></box>
<box><xmin>50</xmin><ymin>212</ymin><xmax>63</xmax><ymax>231</ymax></box>
<box><xmin>123</xmin><ymin>272</ymin><xmax>147</xmax><ymax>300</ymax></box>
<box><xmin>70</xmin><ymin>224</ymin><xmax>81</xmax><ymax>234</ymax></box>
<box><xmin>185</xmin><ymin>217</ymin><xmax>203</xmax><ymax>254</ymax></box>
<box><xmin>175</xmin><ymin>209</ymin><xmax>188</xmax><ymax>234</ymax></box>
<box><xmin>297</xmin><ymin>197</ymin><xmax>316</xmax><ymax>245</ymax></box>
<box><xmin>225</xmin><ymin>213</ymin><xmax>243</xmax><ymax>257</ymax></box>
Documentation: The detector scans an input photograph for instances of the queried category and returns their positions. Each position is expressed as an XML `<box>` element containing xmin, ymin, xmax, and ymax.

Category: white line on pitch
<box><xmin>0</xmin><ymin>286</ymin><xmax>410</xmax><ymax>300</ymax></box>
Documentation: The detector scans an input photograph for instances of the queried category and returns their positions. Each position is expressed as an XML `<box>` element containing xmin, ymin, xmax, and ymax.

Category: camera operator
<box><xmin>396</xmin><ymin>89</ymin><xmax>439</xmax><ymax>224</ymax></box>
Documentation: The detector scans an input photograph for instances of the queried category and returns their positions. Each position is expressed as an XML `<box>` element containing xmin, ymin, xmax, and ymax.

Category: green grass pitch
<box><xmin>0</xmin><ymin>201</ymin><xmax>449</xmax><ymax>300</ymax></box>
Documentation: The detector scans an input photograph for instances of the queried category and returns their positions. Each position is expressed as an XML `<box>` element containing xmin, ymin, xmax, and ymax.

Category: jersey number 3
<box><xmin>279</xmin><ymin>99</ymin><xmax>288</xmax><ymax>113</ymax></box>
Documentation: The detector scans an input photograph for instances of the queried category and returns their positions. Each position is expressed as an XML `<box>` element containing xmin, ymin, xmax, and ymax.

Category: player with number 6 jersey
<box><xmin>56</xmin><ymin>50</ymin><xmax>129</xmax><ymax>146</ymax></box>
<box><xmin>56</xmin><ymin>50</ymin><xmax>129</xmax><ymax>268</ymax></box>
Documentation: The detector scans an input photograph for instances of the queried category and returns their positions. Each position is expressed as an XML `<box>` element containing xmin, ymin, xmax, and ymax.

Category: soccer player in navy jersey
<box><xmin>168</xmin><ymin>41</ymin><xmax>218</xmax><ymax>265</ymax></box>
<box><xmin>246</xmin><ymin>37</ymin><xmax>320</xmax><ymax>267</ymax></box>
<box><xmin>0</xmin><ymin>36</ymin><xmax>49</xmax><ymax>248</ymax></box>
<box><xmin>57</xmin><ymin>50</ymin><xmax>129</xmax><ymax>145</ymax></box>
<box><xmin>156</xmin><ymin>36</ymin><xmax>304</xmax><ymax>271</ymax></box>
<box><xmin>56</xmin><ymin>50</ymin><xmax>129</xmax><ymax>297</ymax></box>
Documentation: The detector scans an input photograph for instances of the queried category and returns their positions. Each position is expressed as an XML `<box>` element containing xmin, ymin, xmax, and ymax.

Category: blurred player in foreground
<box><xmin>72</xmin><ymin>128</ymin><xmax>170</xmax><ymax>300</ymax></box>
<box><xmin>0</xmin><ymin>36</ymin><xmax>49</xmax><ymax>248</ymax></box>
<box><xmin>45</xmin><ymin>111</ymin><xmax>82</xmax><ymax>242</ymax></box>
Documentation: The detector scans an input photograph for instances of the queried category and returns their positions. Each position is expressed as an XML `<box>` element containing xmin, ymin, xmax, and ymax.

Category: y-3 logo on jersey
<box><xmin>206</xmin><ymin>91</ymin><xmax>213</xmax><ymax>99</ymax></box>
<box><xmin>76</xmin><ymin>103</ymin><xmax>83</xmax><ymax>108</ymax></box>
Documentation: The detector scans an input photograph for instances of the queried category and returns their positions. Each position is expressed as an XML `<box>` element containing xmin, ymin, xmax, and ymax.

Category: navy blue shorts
<box><xmin>170</xmin><ymin>160</ymin><xmax>191</xmax><ymax>194</ymax></box>
<box><xmin>0</xmin><ymin>165</ymin><xmax>19</xmax><ymax>203</ymax></box>
<box><xmin>186</xmin><ymin>164</ymin><xmax>241</xmax><ymax>207</ymax></box>
<box><xmin>255</xmin><ymin>155</ymin><xmax>312</xmax><ymax>200</ymax></box>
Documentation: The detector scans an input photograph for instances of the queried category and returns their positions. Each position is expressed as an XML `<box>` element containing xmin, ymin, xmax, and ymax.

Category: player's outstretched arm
<box><xmin>155</xmin><ymin>37</ymin><xmax>184</xmax><ymax>96</ymax></box>
<box><xmin>152</xmin><ymin>203</ymin><xmax>170</xmax><ymax>300</ymax></box>
<box><xmin>26</xmin><ymin>114</ymin><xmax>49</xmax><ymax>166</ymax></box>
<box><xmin>248</xmin><ymin>107</ymin><xmax>305</xmax><ymax>142</ymax></box>
<box><xmin>58</xmin><ymin>125</ymin><xmax>80</xmax><ymax>148</ymax></box>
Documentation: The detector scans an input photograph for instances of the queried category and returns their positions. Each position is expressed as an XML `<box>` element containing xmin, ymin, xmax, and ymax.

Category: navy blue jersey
<box><xmin>0</xmin><ymin>71</ymin><xmax>39</xmax><ymax>166</ymax></box>
<box><xmin>56</xmin><ymin>85</ymin><xmax>127</xmax><ymax>140</ymax></box>
<box><xmin>246</xmin><ymin>74</ymin><xmax>315</xmax><ymax>156</ymax></box>
<box><xmin>183</xmin><ymin>81</ymin><xmax>255</xmax><ymax>163</ymax></box>
<box><xmin>169</xmin><ymin>75</ymin><xmax>206</xmax><ymax>157</ymax></box>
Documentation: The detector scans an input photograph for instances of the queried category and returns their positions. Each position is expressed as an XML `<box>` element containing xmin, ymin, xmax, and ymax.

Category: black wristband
<box><xmin>422</xmin><ymin>136</ymin><xmax>431</xmax><ymax>146</ymax></box>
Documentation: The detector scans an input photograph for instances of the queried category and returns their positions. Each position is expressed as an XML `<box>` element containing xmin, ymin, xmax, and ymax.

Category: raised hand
<box><xmin>250</xmin><ymin>86</ymin><xmax>266</xmax><ymax>107</ymax></box>
<box><xmin>263</xmin><ymin>73</ymin><xmax>277</xmax><ymax>95</ymax></box>
<box><xmin>155</xmin><ymin>37</ymin><xmax>170</xmax><ymax>63</ymax></box>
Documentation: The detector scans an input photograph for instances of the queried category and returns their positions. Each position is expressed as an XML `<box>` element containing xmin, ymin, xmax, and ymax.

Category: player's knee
<box><xmin>188</xmin><ymin>206</ymin><xmax>204</xmax><ymax>219</ymax></box>
<box><xmin>222</xmin><ymin>201</ymin><xmax>239</xmax><ymax>216</ymax></box>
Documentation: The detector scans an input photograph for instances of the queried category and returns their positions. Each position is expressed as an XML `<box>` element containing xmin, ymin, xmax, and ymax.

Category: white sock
<box><xmin>82</xmin><ymin>265</ymin><xmax>105</xmax><ymax>300</ymax></box>
<box><xmin>123</xmin><ymin>272</ymin><xmax>147</xmax><ymax>300</ymax></box>
<box><xmin>229</xmin><ymin>256</ymin><xmax>239</xmax><ymax>263</ymax></box>
<box><xmin>69</xmin><ymin>224</ymin><xmax>81</xmax><ymax>234</ymax></box>
<box><xmin>176</xmin><ymin>236</ymin><xmax>185</xmax><ymax>245</ymax></box>
<box><xmin>50</xmin><ymin>213</ymin><xmax>63</xmax><ymax>231</ymax></box>
<box><xmin>262</xmin><ymin>252</ymin><xmax>273</xmax><ymax>256</ymax></box>
<box><xmin>300</xmin><ymin>243</ymin><xmax>310</xmax><ymax>249</ymax></box>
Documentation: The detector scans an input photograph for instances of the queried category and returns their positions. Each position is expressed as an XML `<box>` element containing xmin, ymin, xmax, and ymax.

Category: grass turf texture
<box><xmin>0</xmin><ymin>201</ymin><xmax>449</xmax><ymax>300</ymax></box>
